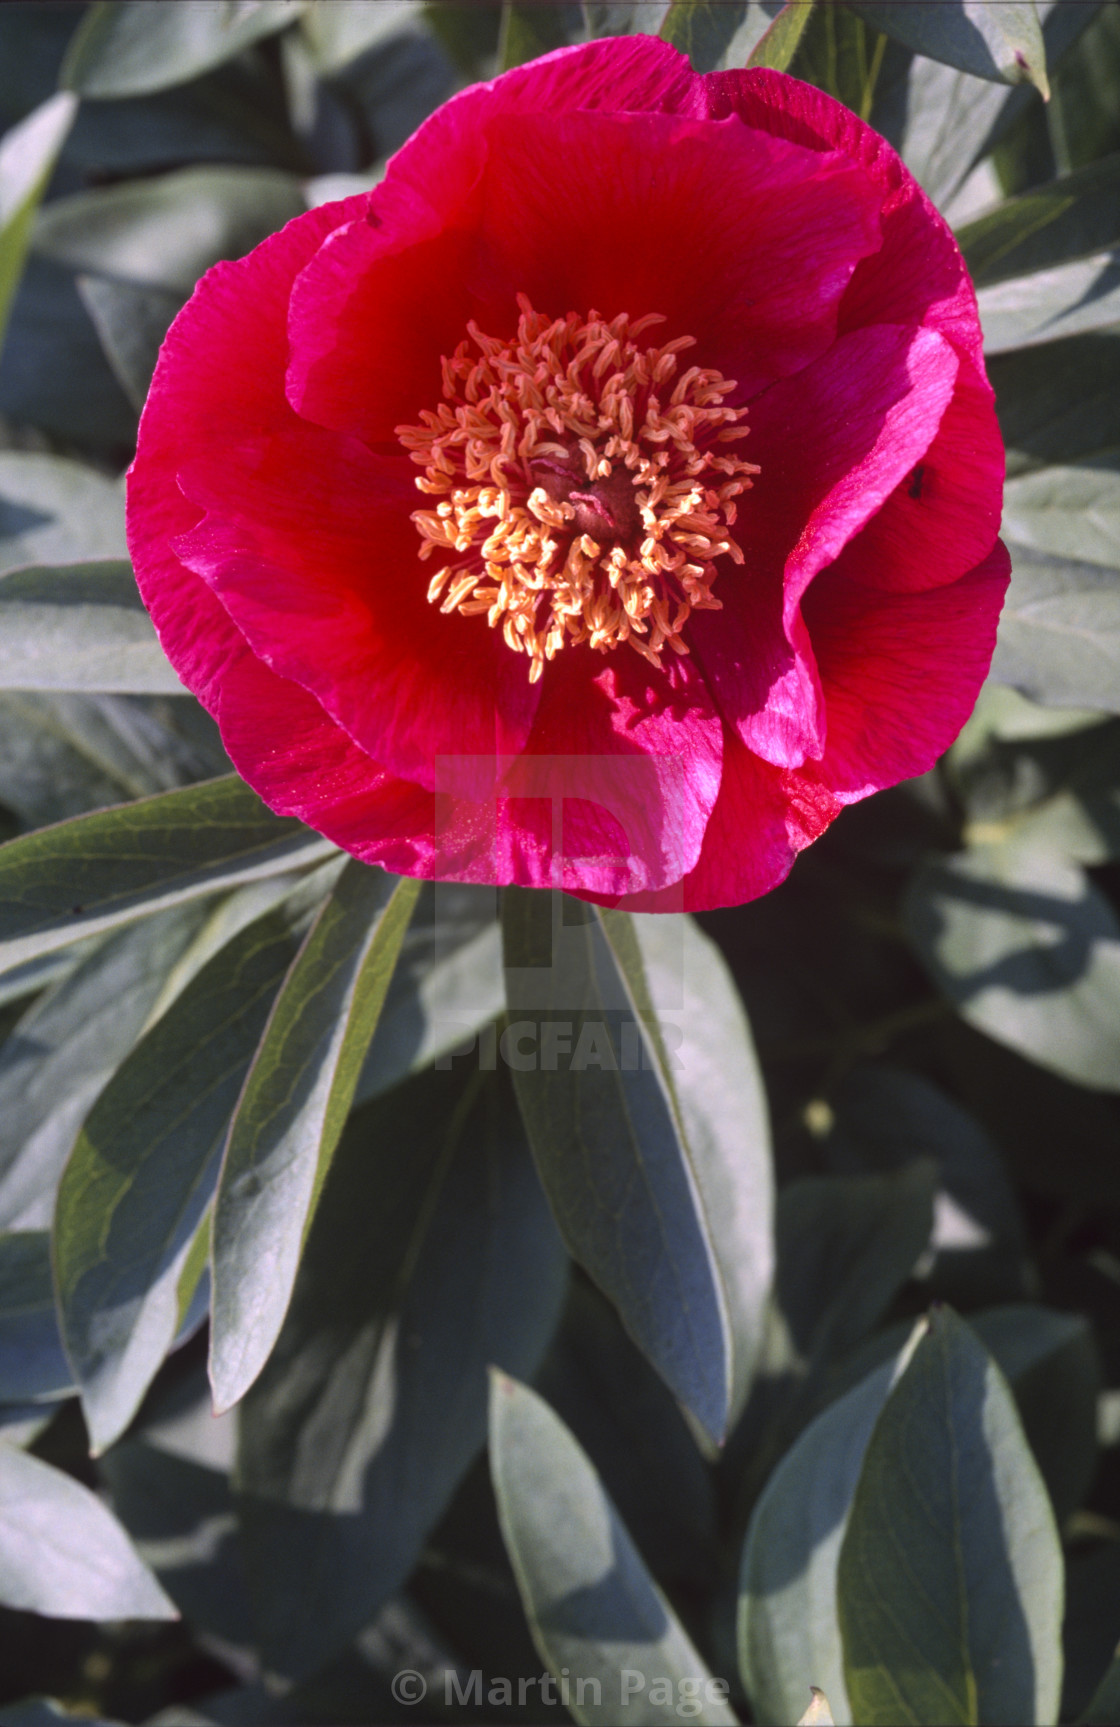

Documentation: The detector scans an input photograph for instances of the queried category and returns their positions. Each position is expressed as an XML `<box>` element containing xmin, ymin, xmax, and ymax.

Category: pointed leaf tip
<box><xmin>837</xmin><ymin>1307</ymin><xmax>1063</xmax><ymax>1727</ymax></box>
<box><xmin>747</xmin><ymin>1</ymin><xmax>816</xmax><ymax>71</ymax></box>
<box><xmin>491</xmin><ymin>1375</ymin><xmax>737</xmax><ymax>1726</ymax></box>
<box><xmin>797</xmin><ymin>1689</ymin><xmax>836</xmax><ymax>1727</ymax></box>
<box><xmin>845</xmin><ymin>2</ymin><xmax>1049</xmax><ymax>95</ymax></box>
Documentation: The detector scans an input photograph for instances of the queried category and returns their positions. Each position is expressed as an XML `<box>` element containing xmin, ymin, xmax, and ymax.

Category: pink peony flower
<box><xmin>127</xmin><ymin>35</ymin><xmax>1007</xmax><ymax>911</ymax></box>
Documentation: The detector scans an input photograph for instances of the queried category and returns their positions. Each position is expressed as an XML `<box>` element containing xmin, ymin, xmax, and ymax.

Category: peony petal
<box><xmin>287</xmin><ymin>106</ymin><xmax>882</xmax><ymax>445</ymax></box>
<box><xmin>286</xmin><ymin>215</ymin><xmax>488</xmax><ymax>444</ymax></box>
<box><xmin>757</xmin><ymin>323</ymin><xmax>961</xmax><ymax>616</ymax></box>
<box><xmin>693</xmin><ymin>322</ymin><xmax>959</xmax><ymax>768</ymax></box>
<box><xmin>584</xmin><ymin>726</ymin><xmax>839</xmax><ymax>914</ymax></box>
<box><xmin>797</xmin><ymin>540</ymin><xmax>1011</xmax><ymax>803</ymax></box>
<box><xmin>214</xmin><ymin>640</ymin><xmax>717</xmax><ymax>899</ymax></box>
<box><xmin>127</xmin><ymin>486</ymin><xmax>245</xmax><ymax>718</ymax></box>
<box><xmin>697</xmin><ymin>68</ymin><xmax>984</xmax><ymax>373</ymax></box>
<box><xmin>212</xmin><ymin>645</ymin><xmax>440</xmax><ymax>879</ymax></box>
<box><xmin>191</xmin><ymin>585</ymin><xmax>724</xmax><ymax>901</ymax></box>
<box><xmin>285</xmin><ymin>34</ymin><xmax>700</xmax><ymax>440</ymax></box>
<box><xmin>127</xmin><ymin>191</ymin><xmax>375</xmax><ymax>684</ymax></box>
<box><xmin>131</xmin><ymin>183</ymin><xmax>541</xmax><ymax>796</ymax></box>
<box><xmin>509</xmin><ymin>644</ymin><xmax>725</xmax><ymax>896</ymax></box>
<box><xmin>127</xmin><ymin>37</ymin><xmax>1007</xmax><ymax>915</ymax></box>
<box><xmin>451</xmin><ymin>32</ymin><xmax>697</xmax><ymax>117</ymax></box>
<box><xmin>473</xmin><ymin>110</ymin><xmax>881</xmax><ymax>399</ymax></box>
<box><xmin>673</xmin><ymin>731</ymin><xmax>838</xmax><ymax>912</ymax></box>
<box><xmin>826</xmin><ymin>357</ymin><xmax>1004</xmax><ymax>594</ymax></box>
<box><xmin>687</xmin><ymin>568</ymin><xmax>825</xmax><ymax>770</ymax></box>
<box><xmin>170</xmin><ymin>461</ymin><xmax>541</xmax><ymax>798</ymax></box>
<box><xmin>373</xmin><ymin>33</ymin><xmax>698</xmax><ymax>236</ymax></box>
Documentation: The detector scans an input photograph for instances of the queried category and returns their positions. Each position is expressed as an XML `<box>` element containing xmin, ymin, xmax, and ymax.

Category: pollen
<box><xmin>395</xmin><ymin>295</ymin><xmax>759</xmax><ymax>684</ymax></box>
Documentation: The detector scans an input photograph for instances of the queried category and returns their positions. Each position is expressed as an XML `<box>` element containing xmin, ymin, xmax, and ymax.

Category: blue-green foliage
<box><xmin>0</xmin><ymin>3</ymin><xmax>1117</xmax><ymax>1723</ymax></box>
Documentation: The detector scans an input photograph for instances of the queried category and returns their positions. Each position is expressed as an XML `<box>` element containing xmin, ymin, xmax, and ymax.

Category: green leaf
<box><xmin>425</xmin><ymin>0</ymin><xmax>506</xmax><ymax>71</ymax></box>
<box><xmin>0</xmin><ymin>904</ymin><xmax>213</xmax><ymax>1231</ymax></box>
<box><xmin>907</xmin><ymin>841</ymin><xmax>1120</xmax><ymax>1091</ymax></box>
<box><xmin>826</xmin><ymin>1065</ymin><xmax>1028</xmax><ymax>1308</ymax></box>
<box><xmin>354</xmin><ymin>884</ymin><xmax>504</xmax><ymax>1105</ymax></box>
<box><xmin>498</xmin><ymin>2</ymin><xmax>582</xmax><ymax>70</ymax></box>
<box><xmin>53</xmin><ymin>893</ymin><xmax>321</xmax><ymax>1451</ymax></box>
<box><xmin>502</xmin><ymin>891</ymin><xmax>773</xmax><ymax>1442</ymax></box>
<box><xmin>1000</xmin><ymin>465</ymin><xmax>1120</xmax><ymax>572</ymax></box>
<box><xmin>977</xmin><ymin>251</ymin><xmax>1120</xmax><ymax>353</ymax></box>
<box><xmin>959</xmin><ymin>153</ymin><xmax>1120</xmax><ymax>287</ymax></box>
<box><xmin>607</xmin><ymin>910</ymin><xmax>774</xmax><ymax>1421</ymax></box>
<box><xmin>62</xmin><ymin>0</ymin><xmax>305</xmax><ymax>98</ymax></box>
<box><xmin>952</xmin><ymin>695</ymin><xmax>1120</xmax><ymax>853</ymax></box>
<box><xmin>534</xmin><ymin>1279</ymin><xmax>717</xmax><ymax>1592</ymax></box>
<box><xmin>990</xmin><ymin>333</ymin><xmax>1120</xmax><ymax>475</ymax></box>
<box><xmin>1049</xmin><ymin>0</ymin><xmax>1120</xmax><ymax>173</ymax></box>
<box><xmin>0</xmin><ymin>1407</ymin><xmax>54</xmax><ymax>1450</ymax></box>
<box><xmin>774</xmin><ymin>1163</ymin><xmax>935</xmax><ymax>1370</ymax></box>
<box><xmin>953</xmin><ymin>682</ymin><xmax>1107</xmax><ymax>753</ymax></box>
<box><xmin>0</xmin><ymin>940</ymin><xmax>100</xmax><ymax>1013</ymax></box>
<box><xmin>0</xmin><ymin>256</ymin><xmax>136</xmax><ymax>453</ymax></box>
<box><xmin>0</xmin><ymin>1700</ymin><xmax>125</xmax><ymax>1727</ymax></box>
<box><xmin>844</xmin><ymin>2</ymin><xmax>1049</xmax><ymax>94</ymax></box>
<box><xmin>740</xmin><ymin>1305</ymin><xmax>1079</xmax><ymax>1727</ymax></box>
<box><xmin>235</xmin><ymin>1067</ymin><xmax>567</xmax><ymax>1678</ymax></box>
<box><xmin>0</xmin><ymin>774</ymin><xmax>334</xmax><ymax>977</ymax></box>
<box><xmin>970</xmin><ymin>1304</ymin><xmax>1099</xmax><ymax>1525</ymax></box>
<box><xmin>317</xmin><ymin>17</ymin><xmax>457</xmax><ymax>163</ymax></box>
<box><xmin>583</xmin><ymin>1</ymin><xmax>671</xmax><ymax>37</ymax></box>
<box><xmin>0</xmin><ymin>690</ymin><xmax>226</xmax><ymax>833</ymax></box>
<box><xmin>1082</xmin><ymin>1651</ymin><xmax>1120</xmax><ymax>1725</ymax></box>
<box><xmin>77</xmin><ymin>276</ymin><xmax>185</xmax><ymax>413</ymax></box>
<box><xmin>898</xmin><ymin>55</ymin><xmax>1013</xmax><ymax>209</ymax></box>
<box><xmin>981</xmin><ymin>723</ymin><xmax>1120</xmax><ymax>866</ymax></box>
<box><xmin>0</xmin><ymin>1232</ymin><xmax>73</xmax><ymax>1402</ymax></box>
<box><xmin>0</xmin><ymin>561</ymin><xmax>182</xmax><ymax>695</ymax></box>
<box><xmin>490</xmin><ymin>1373</ymin><xmax>737</xmax><ymax>1727</ymax></box>
<box><xmin>738</xmin><ymin>1336</ymin><xmax>915</xmax><ymax>1727</ymax></box>
<box><xmin>659</xmin><ymin>1</ymin><xmax>753</xmax><ymax>71</ymax></box>
<box><xmin>102</xmin><ymin>1442</ymin><xmax>253</xmax><ymax>1646</ymax></box>
<box><xmin>837</xmin><ymin>1308</ymin><xmax>1063</xmax><ymax>1727</ymax></box>
<box><xmin>991</xmin><ymin>546</ymin><xmax>1120</xmax><ymax>713</ymax></box>
<box><xmin>98</xmin><ymin>1362</ymin><xmax>253</xmax><ymax>1646</ymax></box>
<box><xmin>0</xmin><ymin>453</ymin><xmax>126</xmax><ymax>580</ymax></box>
<box><xmin>209</xmin><ymin>864</ymin><xmax>418</xmax><ymax>1412</ymax></box>
<box><xmin>783</xmin><ymin>3</ymin><xmax>897</xmax><ymax>121</ymax></box>
<box><xmin>990</xmin><ymin>1</ymin><xmax>1108</xmax><ymax>158</ymax></box>
<box><xmin>33</xmin><ymin>167</ymin><xmax>307</xmax><ymax>296</ymax></box>
<box><xmin>748</xmin><ymin>1</ymin><xmax>816</xmax><ymax>71</ymax></box>
<box><xmin>0</xmin><ymin>1442</ymin><xmax>176</xmax><ymax>1619</ymax></box>
<box><xmin>0</xmin><ymin>92</ymin><xmax>77</xmax><ymax>356</ymax></box>
<box><xmin>300</xmin><ymin>0</ymin><xmax>424</xmax><ymax>72</ymax></box>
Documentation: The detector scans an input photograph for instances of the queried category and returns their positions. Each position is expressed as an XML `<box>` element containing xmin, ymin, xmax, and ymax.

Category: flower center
<box><xmin>396</xmin><ymin>295</ymin><xmax>759</xmax><ymax>684</ymax></box>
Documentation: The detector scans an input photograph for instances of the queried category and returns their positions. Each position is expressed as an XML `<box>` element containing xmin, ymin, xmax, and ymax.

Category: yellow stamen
<box><xmin>396</xmin><ymin>295</ymin><xmax>759</xmax><ymax>684</ymax></box>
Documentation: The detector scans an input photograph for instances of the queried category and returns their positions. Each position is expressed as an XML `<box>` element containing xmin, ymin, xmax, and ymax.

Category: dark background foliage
<box><xmin>0</xmin><ymin>4</ymin><xmax>1119</xmax><ymax>1725</ymax></box>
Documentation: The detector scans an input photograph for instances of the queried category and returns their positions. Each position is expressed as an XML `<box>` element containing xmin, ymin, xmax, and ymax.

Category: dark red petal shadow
<box><xmin>797</xmin><ymin>540</ymin><xmax>1011</xmax><ymax>803</ymax></box>
<box><xmin>170</xmin><ymin>459</ymin><xmax>540</xmax><ymax>798</ymax></box>
<box><xmin>691</xmin><ymin>322</ymin><xmax>959</xmax><ymax>768</ymax></box>
<box><xmin>694</xmin><ymin>67</ymin><xmax>985</xmax><ymax>373</ymax></box>
<box><xmin>826</xmin><ymin>357</ymin><xmax>1004</xmax><ymax>594</ymax></box>
<box><xmin>128</xmin><ymin>192</ymin><xmax>374</xmax><ymax>704</ymax></box>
